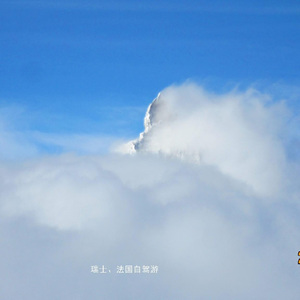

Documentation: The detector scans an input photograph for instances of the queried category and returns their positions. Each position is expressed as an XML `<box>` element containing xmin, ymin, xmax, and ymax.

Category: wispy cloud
<box><xmin>0</xmin><ymin>102</ymin><xmax>144</xmax><ymax>158</ymax></box>
<box><xmin>31</xmin><ymin>132</ymin><xmax>118</xmax><ymax>154</ymax></box>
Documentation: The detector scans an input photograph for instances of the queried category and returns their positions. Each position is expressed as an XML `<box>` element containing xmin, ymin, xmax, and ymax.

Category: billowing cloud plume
<box><xmin>1</xmin><ymin>83</ymin><xmax>300</xmax><ymax>299</ymax></box>
<box><xmin>118</xmin><ymin>83</ymin><xmax>291</xmax><ymax>197</ymax></box>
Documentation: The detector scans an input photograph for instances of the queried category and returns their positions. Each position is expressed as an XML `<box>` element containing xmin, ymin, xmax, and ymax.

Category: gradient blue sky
<box><xmin>1</xmin><ymin>0</ymin><xmax>300</xmax><ymax>139</ymax></box>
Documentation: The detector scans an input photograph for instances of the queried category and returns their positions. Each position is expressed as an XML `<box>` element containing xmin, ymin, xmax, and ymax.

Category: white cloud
<box><xmin>119</xmin><ymin>83</ymin><xmax>290</xmax><ymax>197</ymax></box>
<box><xmin>0</xmin><ymin>83</ymin><xmax>300</xmax><ymax>299</ymax></box>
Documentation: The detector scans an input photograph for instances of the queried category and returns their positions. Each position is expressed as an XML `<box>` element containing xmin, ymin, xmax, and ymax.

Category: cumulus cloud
<box><xmin>1</xmin><ymin>83</ymin><xmax>300</xmax><ymax>299</ymax></box>
<box><xmin>119</xmin><ymin>83</ymin><xmax>291</xmax><ymax>197</ymax></box>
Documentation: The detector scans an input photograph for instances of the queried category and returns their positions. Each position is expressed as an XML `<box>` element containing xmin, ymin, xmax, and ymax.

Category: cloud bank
<box><xmin>1</xmin><ymin>83</ymin><xmax>300</xmax><ymax>299</ymax></box>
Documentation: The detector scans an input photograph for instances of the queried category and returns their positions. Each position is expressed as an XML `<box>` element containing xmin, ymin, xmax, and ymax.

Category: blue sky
<box><xmin>1</xmin><ymin>0</ymin><xmax>300</xmax><ymax>140</ymax></box>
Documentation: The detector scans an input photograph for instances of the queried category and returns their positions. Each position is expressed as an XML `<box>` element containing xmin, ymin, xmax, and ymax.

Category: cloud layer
<box><xmin>1</xmin><ymin>83</ymin><xmax>300</xmax><ymax>299</ymax></box>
